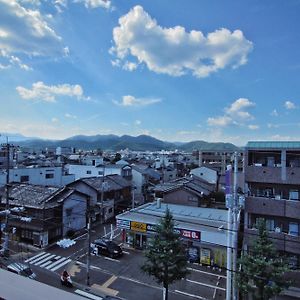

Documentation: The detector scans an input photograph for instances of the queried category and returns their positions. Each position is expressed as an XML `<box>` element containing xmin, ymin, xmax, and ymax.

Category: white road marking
<box><xmin>28</xmin><ymin>253</ymin><xmax>52</xmax><ymax>264</ymax></box>
<box><xmin>187</xmin><ymin>267</ymin><xmax>226</xmax><ymax>279</ymax></box>
<box><xmin>34</xmin><ymin>254</ymin><xmax>56</xmax><ymax>266</ymax></box>
<box><xmin>25</xmin><ymin>252</ymin><xmax>46</xmax><ymax>263</ymax></box>
<box><xmin>74</xmin><ymin>289</ymin><xmax>103</xmax><ymax>300</ymax></box>
<box><xmin>45</xmin><ymin>257</ymin><xmax>66</xmax><ymax>270</ymax></box>
<box><xmin>186</xmin><ymin>279</ymin><xmax>226</xmax><ymax>291</ymax></box>
<box><xmin>50</xmin><ymin>258</ymin><xmax>72</xmax><ymax>272</ymax></box>
<box><xmin>175</xmin><ymin>290</ymin><xmax>208</xmax><ymax>300</ymax></box>
<box><xmin>104</xmin><ymin>257</ymin><xmax>120</xmax><ymax>263</ymax></box>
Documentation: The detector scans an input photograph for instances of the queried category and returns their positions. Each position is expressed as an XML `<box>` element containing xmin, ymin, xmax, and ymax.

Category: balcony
<box><xmin>245</xmin><ymin>165</ymin><xmax>300</xmax><ymax>184</ymax></box>
<box><xmin>245</xmin><ymin>165</ymin><xmax>282</xmax><ymax>184</ymax></box>
<box><xmin>245</xmin><ymin>197</ymin><xmax>300</xmax><ymax>219</ymax></box>
<box><xmin>244</xmin><ymin>228</ymin><xmax>300</xmax><ymax>254</ymax></box>
<box><xmin>245</xmin><ymin>196</ymin><xmax>300</xmax><ymax>219</ymax></box>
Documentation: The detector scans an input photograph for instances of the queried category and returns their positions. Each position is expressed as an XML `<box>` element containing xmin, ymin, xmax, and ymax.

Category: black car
<box><xmin>91</xmin><ymin>239</ymin><xmax>123</xmax><ymax>258</ymax></box>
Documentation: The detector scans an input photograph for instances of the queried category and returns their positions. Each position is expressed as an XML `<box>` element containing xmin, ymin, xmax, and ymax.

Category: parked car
<box><xmin>6</xmin><ymin>262</ymin><xmax>36</xmax><ymax>279</ymax></box>
<box><xmin>91</xmin><ymin>239</ymin><xmax>123</xmax><ymax>258</ymax></box>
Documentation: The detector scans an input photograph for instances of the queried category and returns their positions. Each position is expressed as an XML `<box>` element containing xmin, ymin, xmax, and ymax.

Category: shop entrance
<box><xmin>134</xmin><ymin>233</ymin><xmax>147</xmax><ymax>249</ymax></box>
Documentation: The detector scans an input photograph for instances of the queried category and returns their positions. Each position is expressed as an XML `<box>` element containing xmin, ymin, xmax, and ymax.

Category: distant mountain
<box><xmin>13</xmin><ymin>134</ymin><xmax>240</xmax><ymax>152</ymax></box>
<box><xmin>179</xmin><ymin>140</ymin><xmax>240</xmax><ymax>151</ymax></box>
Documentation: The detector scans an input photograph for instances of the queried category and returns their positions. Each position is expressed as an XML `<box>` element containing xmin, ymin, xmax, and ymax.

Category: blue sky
<box><xmin>0</xmin><ymin>0</ymin><xmax>300</xmax><ymax>145</ymax></box>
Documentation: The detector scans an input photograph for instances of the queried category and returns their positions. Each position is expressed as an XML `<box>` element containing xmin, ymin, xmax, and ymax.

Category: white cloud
<box><xmin>110</xmin><ymin>5</ymin><xmax>253</xmax><ymax>78</ymax></box>
<box><xmin>0</xmin><ymin>0</ymin><xmax>63</xmax><ymax>57</ymax></box>
<box><xmin>208</xmin><ymin>98</ymin><xmax>255</xmax><ymax>127</ymax></box>
<box><xmin>0</xmin><ymin>49</ymin><xmax>32</xmax><ymax>71</ymax></box>
<box><xmin>270</xmin><ymin>109</ymin><xmax>278</xmax><ymax>116</ymax></box>
<box><xmin>113</xmin><ymin>95</ymin><xmax>161</xmax><ymax>107</ymax></box>
<box><xmin>51</xmin><ymin>117</ymin><xmax>59</xmax><ymax>123</ymax></box>
<box><xmin>284</xmin><ymin>100</ymin><xmax>296</xmax><ymax>110</ymax></box>
<box><xmin>248</xmin><ymin>124</ymin><xmax>259</xmax><ymax>130</ymax></box>
<box><xmin>65</xmin><ymin>113</ymin><xmax>77</xmax><ymax>119</ymax></box>
<box><xmin>134</xmin><ymin>120</ymin><xmax>141</xmax><ymax>126</ymax></box>
<box><xmin>207</xmin><ymin>116</ymin><xmax>232</xmax><ymax>127</ymax></box>
<box><xmin>16</xmin><ymin>81</ymin><xmax>90</xmax><ymax>102</ymax></box>
<box><xmin>122</xmin><ymin>61</ymin><xmax>138</xmax><ymax>71</ymax></box>
<box><xmin>74</xmin><ymin>0</ymin><xmax>111</xmax><ymax>9</ymax></box>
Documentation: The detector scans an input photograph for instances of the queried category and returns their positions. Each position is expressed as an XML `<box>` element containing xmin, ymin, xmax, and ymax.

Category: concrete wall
<box><xmin>0</xmin><ymin>167</ymin><xmax>75</xmax><ymax>187</ymax></box>
<box><xmin>62</xmin><ymin>192</ymin><xmax>87</xmax><ymax>236</ymax></box>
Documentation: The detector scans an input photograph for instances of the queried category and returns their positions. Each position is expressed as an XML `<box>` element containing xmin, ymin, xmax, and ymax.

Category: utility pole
<box><xmin>3</xmin><ymin>136</ymin><xmax>10</xmax><ymax>257</ymax></box>
<box><xmin>225</xmin><ymin>164</ymin><xmax>233</xmax><ymax>300</ymax></box>
<box><xmin>86</xmin><ymin>197</ymin><xmax>91</xmax><ymax>286</ymax></box>
<box><xmin>226</xmin><ymin>152</ymin><xmax>240</xmax><ymax>300</ymax></box>
<box><xmin>232</xmin><ymin>151</ymin><xmax>239</xmax><ymax>300</ymax></box>
<box><xmin>100</xmin><ymin>164</ymin><xmax>105</xmax><ymax>224</ymax></box>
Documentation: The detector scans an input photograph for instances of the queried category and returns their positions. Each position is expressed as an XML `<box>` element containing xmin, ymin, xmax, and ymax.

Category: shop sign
<box><xmin>188</xmin><ymin>247</ymin><xmax>199</xmax><ymax>263</ymax></box>
<box><xmin>146</xmin><ymin>224</ymin><xmax>156</xmax><ymax>232</ymax></box>
<box><xmin>131</xmin><ymin>221</ymin><xmax>147</xmax><ymax>233</ymax></box>
<box><xmin>116</xmin><ymin>219</ymin><xmax>130</xmax><ymax>229</ymax></box>
<box><xmin>200</xmin><ymin>248</ymin><xmax>211</xmax><ymax>265</ymax></box>
<box><xmin>180</xmin><ymin>229</ymin><xmax>200</xmax><ymax>240</ymax></box>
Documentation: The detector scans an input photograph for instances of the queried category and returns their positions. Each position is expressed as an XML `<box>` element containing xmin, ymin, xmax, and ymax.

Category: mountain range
<box><xmin>9</xmin><ymin>134</ymin><xmax>240</xmax><ymax>152</ymax></box>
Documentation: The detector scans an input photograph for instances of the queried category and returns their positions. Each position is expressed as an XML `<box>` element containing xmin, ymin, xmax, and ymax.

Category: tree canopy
<box><xmin>141</xmin><ymin>208</ymin><xmax>188</xmax><ymax>300</ymax></box>
<box><xmin>237</xmin><ymin>219</ymin><xmax>291</xmax><ymax>300</ymax></box>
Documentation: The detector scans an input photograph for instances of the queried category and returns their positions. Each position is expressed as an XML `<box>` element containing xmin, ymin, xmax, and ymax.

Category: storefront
<box><xmin>116</xmin><ymin>201</ymin><xmax>228</xmax><ymax>267</ymax></box>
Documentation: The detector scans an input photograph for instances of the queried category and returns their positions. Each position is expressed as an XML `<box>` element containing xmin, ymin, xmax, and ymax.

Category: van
<box><xmin>6</xmin><ymin>262</ymin><xmax>36</xmax><ymax>279</ymax></box>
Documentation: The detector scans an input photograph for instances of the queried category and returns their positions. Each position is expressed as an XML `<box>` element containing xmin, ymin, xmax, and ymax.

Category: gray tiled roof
<box><xmin>0</xmin><ymin>183</ymin><xmax>69</xmax><ymax>209</ymax></box>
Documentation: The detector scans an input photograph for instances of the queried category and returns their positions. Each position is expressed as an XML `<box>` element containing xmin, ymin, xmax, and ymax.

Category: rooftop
<box><xmin>246</xmin><ymin>141</ymin><xmax>300</xmax><ymax>150</ymax></box>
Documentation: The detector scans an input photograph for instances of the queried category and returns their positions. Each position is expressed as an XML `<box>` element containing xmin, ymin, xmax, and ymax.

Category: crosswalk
<box><xmin>25</xmin><ymin>252</ymin><xmax>72</xmax><ymax>272</ymax></box>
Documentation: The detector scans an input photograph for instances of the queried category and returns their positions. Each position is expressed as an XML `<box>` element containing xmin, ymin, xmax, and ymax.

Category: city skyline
<box><xmin>0</xmin><ymin>0</ymin><xmax>300</xmax><ymax>145</ymax></box>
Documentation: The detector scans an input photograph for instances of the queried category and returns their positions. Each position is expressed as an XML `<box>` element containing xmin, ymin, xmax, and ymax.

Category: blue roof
<box><xmin>246</xmin><ymin>141</ymin><xmax>300</xmax><ymax>150</ymax></box>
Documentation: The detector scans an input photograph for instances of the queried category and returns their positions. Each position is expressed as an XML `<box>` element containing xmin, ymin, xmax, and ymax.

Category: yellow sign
<box><xmin>131</xmin><ymin>221</ymin><xmax>147</xmax><ymax>233</ymax></box>
<box><xmin>200</xmin><ymin>248</ymin><xmax>211</xmax><ymax>265</ymax></box>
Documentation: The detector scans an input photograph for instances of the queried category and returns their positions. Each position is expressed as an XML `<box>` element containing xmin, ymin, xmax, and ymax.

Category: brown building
<box><xmin>244</xmin><ymin>141</ymin><xmax>300</xmax><ymax>271</ymax></box>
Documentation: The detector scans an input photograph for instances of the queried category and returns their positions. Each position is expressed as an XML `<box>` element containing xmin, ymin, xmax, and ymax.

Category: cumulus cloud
<box><xmin>207</xmin><ymin>98</ymin><xmax>255</xmax><ymax>127</ymax></box>
<box><xmin>110</xmin><ymin>6</ymin><xmax>253</xmax><ymax>78</ymax></box>
<box><xmin>284</xmin><ymin>100</ymin><xmax>296</xmax><ymax>110</ymax></box>
<box><xmin>74</xmin><ymin>0</ymin><xmax>111</xmax><ymax>9</ymax></box>
<box><xmin>113</xmin><ymin>95</ymin><xmax>161</xmax><ymax>107</ymax></box>
<box><xmin>0</xmin><ymin>0</ymin><xmax>64</xmax><ymax>68</ymax></box>
<box><xmin>16</xmin><ymin>81</ymin><xmax>90</xmax><ymax>102</ymax></box>
<box><xmin>248</xmin><ymin>124</ymin><xmax>259</xmax><ymax>130</ymax></box>
<box><xmin>65</xmin><ymin>113</ymin><xmax>77</xmax><ymax>119</ymax></box>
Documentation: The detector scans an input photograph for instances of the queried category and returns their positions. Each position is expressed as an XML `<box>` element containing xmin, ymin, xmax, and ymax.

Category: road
<box><xmin>2</xmin><ymin>222</ymin><xmax>227</xmax><ymax>300</ymax></box>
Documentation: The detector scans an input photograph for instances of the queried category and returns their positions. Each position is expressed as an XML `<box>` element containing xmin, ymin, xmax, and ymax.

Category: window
<box><xmin>108</xmin><ymin>208</ymin><xmax>113</xmax><ymax>214</ymax></box>
<box><xmin>45</xmin><ymin>173</ymin><xmax>54</xmax><ymax>179</ymax></box>
<box><xmin>265</xmin><ymin>219</ymin><xmax>275</xmax><ymax>231</ymax></box>
<box><xmin>86</xmin><ymin>170</ymin><xmax>92</xmax><ymax>175</ymax></box>
<box><xmin>20</xmin><ymin>175</ymin><xmax>29</xmax><ymax>182</ymax></box>
<box><xmin>66</xmin><ymin>208</ymin><xmax>72</xmax><ymax>217</ymax></box>
<box><xmin>289</xmin><ymin>223</ymin><xmax>299</xmax><ymax>236</ymax></box>
<box><xmin>21</xmin><ymin>229</ymin><xmax>33</xmax><ymax>239</ymax></box>
<box><xmin>289</xmin><ymin>190</ymin><xmax>299</xmax><ymax>200</ymax></box>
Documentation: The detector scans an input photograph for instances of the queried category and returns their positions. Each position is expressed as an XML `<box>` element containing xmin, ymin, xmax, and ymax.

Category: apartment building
<box><xmin>244</xmin><ymin>141</ymin><xmax>300</xmax><ymax>269</ymax></box>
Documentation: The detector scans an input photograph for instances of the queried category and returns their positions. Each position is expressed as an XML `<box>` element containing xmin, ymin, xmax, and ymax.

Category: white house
<box><xmin>190</xmin><ymin>166</ymin><xmax>218</xmax><ymax>184</ymax></box>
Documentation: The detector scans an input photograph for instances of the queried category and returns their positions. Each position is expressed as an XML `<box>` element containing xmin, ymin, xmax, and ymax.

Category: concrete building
<box><xmin>244</xmin><ymin>141</ymin><xmax>300</xmax><ymax>270</ymax></box>
<box><xmin>0</xmin><ymin>166</ymin><xmax>75</xmax><ymax>187</ymax></box>
<box><xmin>0</xmin><ymin>183</ymin><xmax>88</xmax><ymax>247</ymax></box>
<box><xmin>116</xmin><ymin>202</ymin><xmax>229</xmax><ymax>267</ymax></box>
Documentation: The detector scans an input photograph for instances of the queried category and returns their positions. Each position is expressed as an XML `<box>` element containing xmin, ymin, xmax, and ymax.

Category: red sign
<box><xmin>181</xmin><ymin>229</ymin><xmax>200</xmax><ymax>240</ymax></box>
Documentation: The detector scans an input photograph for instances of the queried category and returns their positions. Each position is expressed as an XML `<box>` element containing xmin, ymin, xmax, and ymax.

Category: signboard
<box><xmin>180</xmin><ymin>229</ymin><xmax>200</xmax><ymax>240</ymax></box>
<box><xmin>188</xmin><ymin>247</ymin><xmax>199</xmax><ymax>263</ymax></box>
<box><xmin>200</xmin><ymin>248</ymin><xmax>211</xmax><ymax>265</ymax></box>
<box><xmin>146</xmin><ymin>224</ymin><xmax>156</xmax><ymax>232</ymax></box>
<box><xmin>116</xmin><ymin>219</ymin><xmax>130</xmax><ymax>230</ymax></box>
<box><xmin>130</xmin><ymin>221</ymin><xmax>147</xmax><ymax>233</ymax></box>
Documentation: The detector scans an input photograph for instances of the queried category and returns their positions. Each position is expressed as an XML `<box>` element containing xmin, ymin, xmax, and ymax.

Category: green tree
<box><xmin>112</xmin><ymin>152</ymin><xmax>121</xmax><ymax>163</ymax></box>
<box><xmin>237</xmin><ymin>219</ymin><xmax>291</xmax><ymax>300</ymax></box>
<box><xmin>141</xmin><ymin>209</ymin><xmax>188</xmax><ymax>300</ymax></box>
